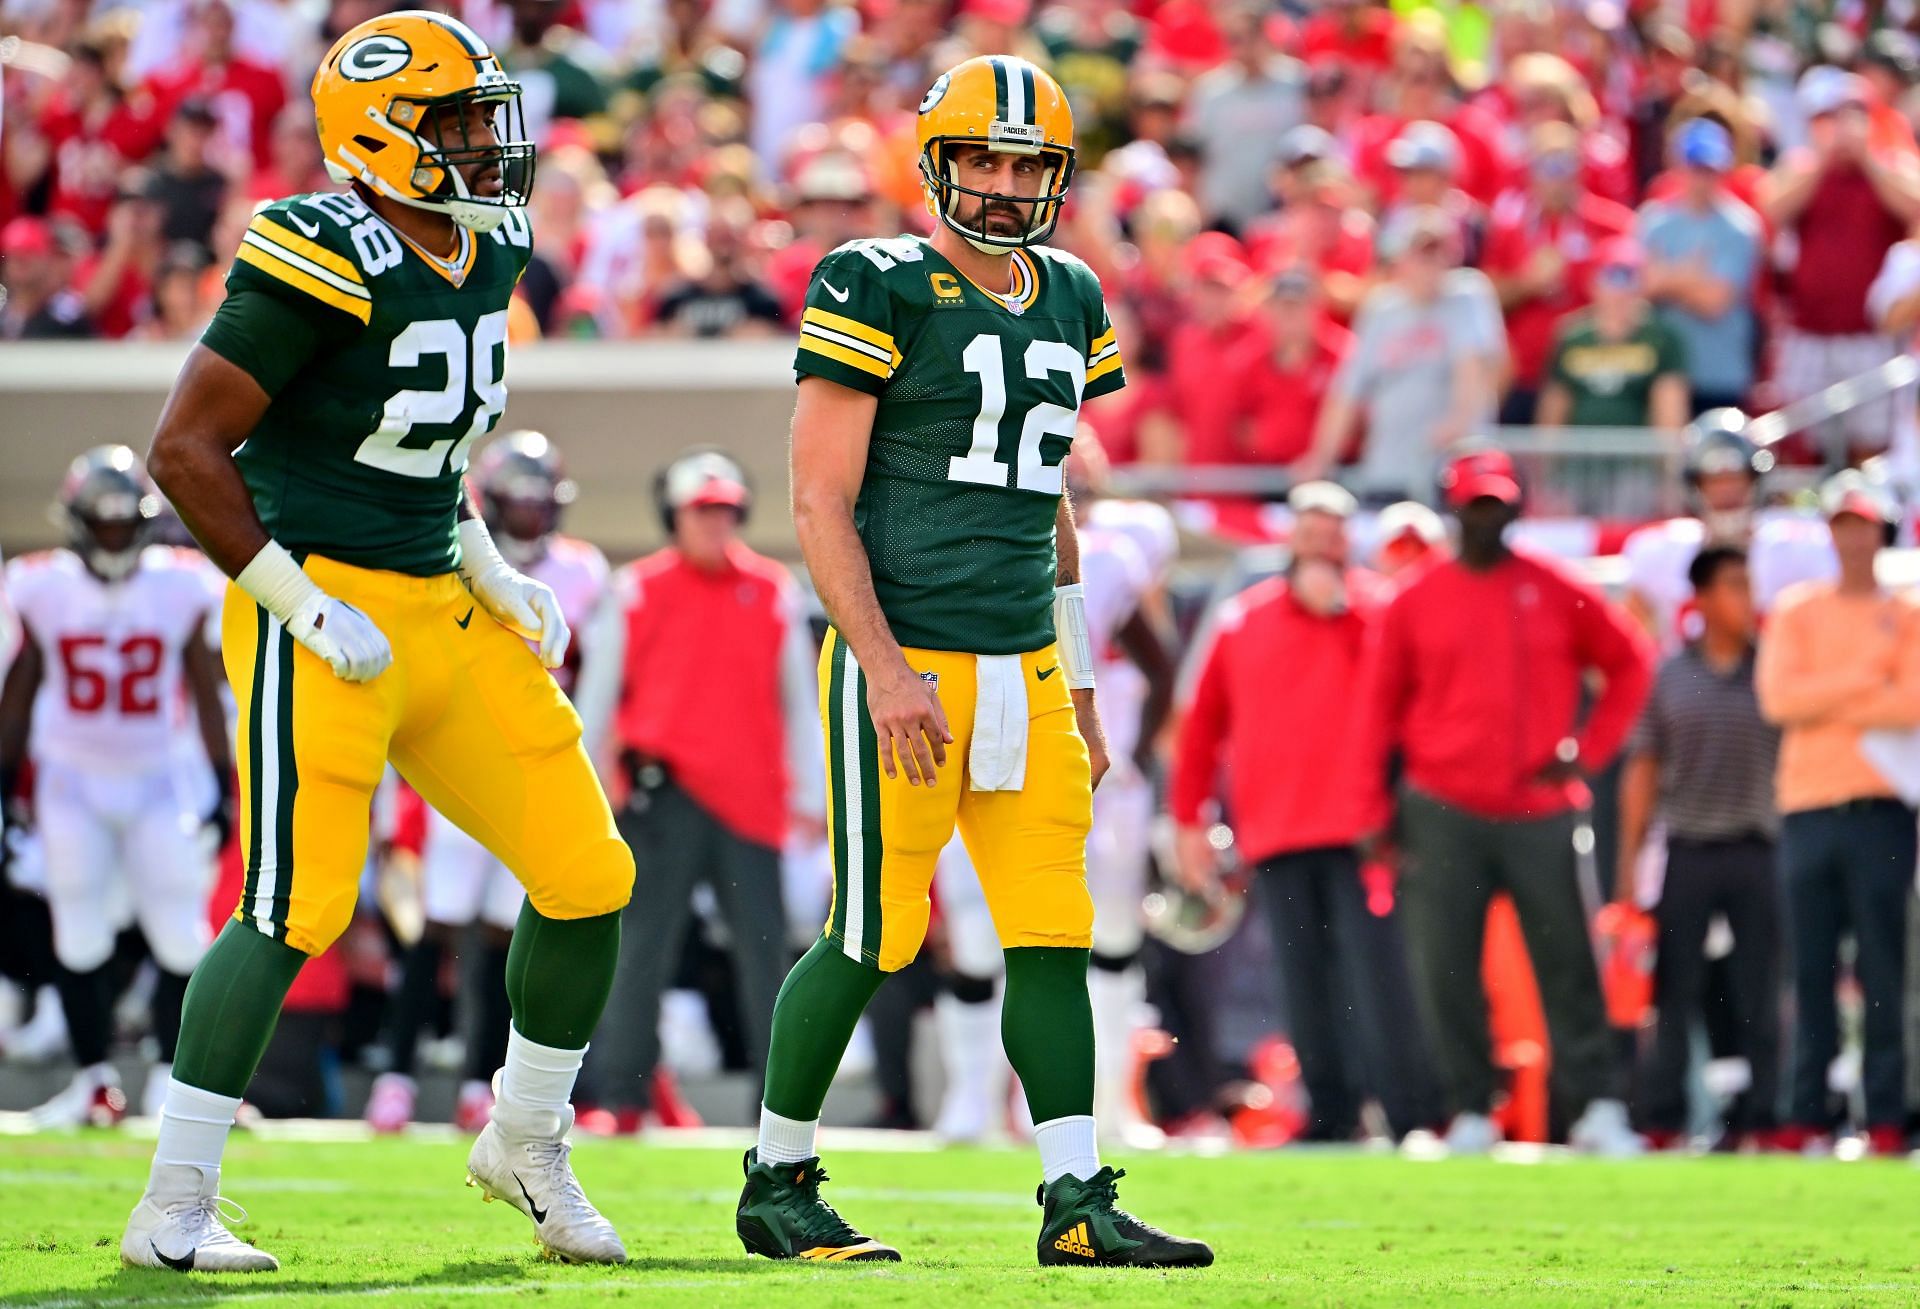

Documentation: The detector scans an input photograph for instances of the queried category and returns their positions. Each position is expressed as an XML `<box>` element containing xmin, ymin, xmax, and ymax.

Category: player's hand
<box><xmin>1174</xmin><ymin>822</ymin><xmax>1218</xmax><ymax>893</ymax></box>
<box><xmin>1072</xmin><ymin>688</ymin><xmax>1110</xmax><ymax>792</ymax></box>
<box><xmin>286</xmin><ymin>592</ymin><xmax>393</xmax><ymax>682</ymax></box>
<box><xmin>469</xmin><ymin>567</ymin><xmax>572</xmax><ymax>669</ymax></box>
<box><xmin>869</xmin><ymin>663</ymin><xmax>950</xmax><ymax>786</ymax></box>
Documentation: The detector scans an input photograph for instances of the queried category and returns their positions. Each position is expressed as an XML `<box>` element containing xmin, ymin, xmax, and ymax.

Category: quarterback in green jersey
<box><xmin>735</xmin><ymin>54</ymin><xmax>1212</xmax><ymax>1269</ymax></box>
<box><xmin>123</xmin><ymin>11</ymin><xmax>633</xmax><ymax>1273</ymax></box>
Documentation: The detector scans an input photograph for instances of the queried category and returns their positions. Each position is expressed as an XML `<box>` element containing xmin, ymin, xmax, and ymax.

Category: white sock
<box><xmin>1034</xmin><ymin>1114</ymin><xmax>1100</xmax><ymax>1184</ymax></box>
<box><xmin>494</xmin><ymin>1028</ymin><xmax>585</xmax><ymax>1138</ymax></box>
<box><xmin>757</xmin><ymin>1105</ymin><xmax>820</xmax><ymax>1165</ymax></box>
<box><xmin>148</xmin><ymin>1078</ymin><xmax>241</xmax><ymax>1195</ymax></box>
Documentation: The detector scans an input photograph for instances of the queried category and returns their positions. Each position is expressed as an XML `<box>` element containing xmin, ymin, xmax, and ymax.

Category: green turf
<box><xmin>2</xmin><ymin>1133</ymin><xmax>1917</xmax><ymax>1307</ymax></box>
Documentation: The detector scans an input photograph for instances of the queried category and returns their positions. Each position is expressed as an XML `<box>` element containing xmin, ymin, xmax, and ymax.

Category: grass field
<box><xmin>3</xmin><ymin>1130</ymin><xmax>1919</xmax><ymax>1308</ymax></box>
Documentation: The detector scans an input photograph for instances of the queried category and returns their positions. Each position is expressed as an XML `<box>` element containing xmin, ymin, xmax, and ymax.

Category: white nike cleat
<box><xmin>121</xmin><ymin>1166</ymin><xmax>279</xmax><ymax>1273</ymax></box>
<box><xmin>465</xmin><ymin>1107</ymin><xmax>627</xmax><ymax>1264</ymax></box>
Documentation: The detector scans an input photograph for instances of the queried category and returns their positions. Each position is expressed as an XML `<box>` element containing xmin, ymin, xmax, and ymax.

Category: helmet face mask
<box><xmin>316</xmin><ymin>13</ymin><xmax>535</xmax><ymax>233</ymax></box>
<box><xmin>918</xmin><ymin>56</ymin><xmax>1076</xmax><ymax>254</ymax></box>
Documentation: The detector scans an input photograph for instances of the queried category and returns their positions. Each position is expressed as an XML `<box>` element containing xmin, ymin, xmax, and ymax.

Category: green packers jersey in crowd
<box><xmin>199</xmin><ymin>190</ymin><xmax>534</xmax><ymax>576</ymax></box>
<box><xmin>793</xmin><ymin>235</ymin><xmax>1125</xmax><ymax>655</ymax></box>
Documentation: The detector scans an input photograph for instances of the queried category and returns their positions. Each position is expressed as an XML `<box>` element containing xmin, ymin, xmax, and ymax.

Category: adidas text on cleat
<box><xmin>1036</xmin><ymin>1167</ymin><xmax>1213</xmax><ymax>1268</ymax></box>
<box><xmin>465</xmin><ymin>1111</ymin><xmax>627</xmax><ymax>1264</ymax></box>
<box><xmin>735</xmin><ymin>1148</ymin><xmax>901</xmax><ymax>1262</ymax></box>
<box><xmin>121</xmin><ymin>1166</ymin><xmax>279</xmax><ymax>1273</ymax></box>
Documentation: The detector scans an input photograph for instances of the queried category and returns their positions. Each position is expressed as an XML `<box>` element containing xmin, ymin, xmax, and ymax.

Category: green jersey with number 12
<box><xmin>199</xmin><ymin>190</ymin><xmax>534</xmax><ymax>576</ymax></box>
<box><xmin>794</xmin><ymin>235</ymin><xmax>1125</xmax><ymax>655</ymax></box>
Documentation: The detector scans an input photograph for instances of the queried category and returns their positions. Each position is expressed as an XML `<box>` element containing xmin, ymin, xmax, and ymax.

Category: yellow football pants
<box><xmin>819</xmin><ymin>628</ymin><xmax>1094</xmax><ymax>972</ymax></box>
<box><xmin>224</xmin><ymin>555</ymin><xmax>633</xmax><ymax>956</ymax></box>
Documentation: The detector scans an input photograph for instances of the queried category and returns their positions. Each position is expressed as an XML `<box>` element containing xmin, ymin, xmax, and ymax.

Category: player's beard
<box><xmin>960</xmin><ymin>195</ymin><xmax>1029</xmax><ymax>240</ymax></box>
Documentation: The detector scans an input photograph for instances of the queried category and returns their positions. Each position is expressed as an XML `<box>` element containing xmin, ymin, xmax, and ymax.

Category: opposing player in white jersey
<box><xmin>365</xmin><ymin>432</ymin><xmax>608</xmax><ymax>1134</ymax></box>
<box><xmin>1621</xmin><ymin>410</ymin><xmax>1836</xmax><ymax>654</ymax></box>
<box><xmin>932</xmin><ymin>436</ymin><xmax>1176</xmax><ymax>1147</ymax></box>
<box><xmin>0</xmin><ymin>447</ymin><xmax>231</xmax><ymax>1126</ymax></box>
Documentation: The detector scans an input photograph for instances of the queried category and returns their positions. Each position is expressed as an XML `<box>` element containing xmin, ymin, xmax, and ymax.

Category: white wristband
<box><xmin>234</xmin><ymin>540</ymin><xmax>323</xmax><ymax>627</ymax></box>
<box><xmin>1053</xmin><ymin>583</ymin><xmax>1095</xmax><ymax>690</ymax></box>
<box><xmin>456</xmin><ymin>516</ymin><xmax>507</xmax><ymax>583</ymax></box>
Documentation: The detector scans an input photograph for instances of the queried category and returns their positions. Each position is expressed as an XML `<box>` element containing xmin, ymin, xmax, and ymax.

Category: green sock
<box><xmin>761</xmin><ymin>935</ymin><xmax>885</xmax><ymax>1121</ymax></box>
<box><xmin>171</xmin><ymin>920</ymin><xmax>307</xmax><ymax>1098</ymax></box>
<box><xmin>1003</xmin><ymin>946</ymin><xmax>1094</xmax><ymax>1123</ymax></box>
<box><xmin>505</xmin><ymin>902</ymin><xmax>621</xmax><ymax>1049</ymax></box>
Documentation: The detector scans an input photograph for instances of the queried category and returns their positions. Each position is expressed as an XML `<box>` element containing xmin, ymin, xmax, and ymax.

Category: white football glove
<box><xmin>235</xmin><ymin>541</ymin><xmax>393</xmax><ymax>684</ymax></box>
<box><xmin>285</xmin><ymin>592</ymin><xmax>393</xmax><ymax>682</ymax></box>
<box><xmin>456</xmin><ymin>518</ymin><xmax>571</xmax><ymax>668</ymax></box>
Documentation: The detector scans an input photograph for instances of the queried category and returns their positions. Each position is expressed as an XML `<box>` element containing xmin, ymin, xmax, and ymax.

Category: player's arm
<box><xmin>183</xmin><ymin>619</ymin><xmax>236</xmax><ymax>846</ymax></box>
<box><xmin>1055</xmin><ymin>491</ymin><xmax>1109</xmax><ymax>791</ymax></box>
<box><xmin>147</xmin><ymin>346</ymin><xmax>277</xmax><ymax>578</ymax></box>
<box><xmin>1113</xmin><ymin>604</ymin><xmax>1176</xmax><ymax>774</ymax></box>
<box><xmin>1615</xmin><ymin>749</ymin><xmax>1658</xmax><ymax>907</ymax></box>
<box><xmin>791</xmin><ymin>375</ymin><xmax>950</xmax><ymax>785</ymax></box>
<box><xmin>0</xmin><ymin>629</ymin><xmax>44</xmax><ymax>807</ymax></box>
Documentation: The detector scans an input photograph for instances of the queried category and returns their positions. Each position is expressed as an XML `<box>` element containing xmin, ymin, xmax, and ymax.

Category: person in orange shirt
<box><xmin>1757</xmin><ymin>471</ymin><xmax>1920</xmax><ymax>1155</ymax></box>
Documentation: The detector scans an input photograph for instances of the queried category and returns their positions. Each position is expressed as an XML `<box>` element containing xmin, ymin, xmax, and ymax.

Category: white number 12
<box><xmin>947</xmin><ymin>332</ymin><xmax>1085</xmax><ymax>495</ymax></box>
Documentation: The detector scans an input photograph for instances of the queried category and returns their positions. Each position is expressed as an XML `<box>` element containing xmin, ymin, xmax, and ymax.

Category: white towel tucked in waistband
<box><xmin>969</xmin><ymin>654</ymin><xmax>1029</xmax><ymax>791</ymax></box>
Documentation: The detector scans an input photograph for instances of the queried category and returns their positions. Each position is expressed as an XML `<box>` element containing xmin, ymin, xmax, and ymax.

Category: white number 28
<box><xmin>353</xmin><ymin>311</ymin><xmax>509</xmax><ymax>479</ymax></box>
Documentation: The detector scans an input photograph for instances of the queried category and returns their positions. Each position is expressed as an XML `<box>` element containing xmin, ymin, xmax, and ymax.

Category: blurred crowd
<box><xmin>12</xmin><ymin>0</ymin><xmax>1920</xmax><ymax>492</ymax></box>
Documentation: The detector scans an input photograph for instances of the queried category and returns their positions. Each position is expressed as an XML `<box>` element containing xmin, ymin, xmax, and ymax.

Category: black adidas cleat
<box><xmin>1037</xmin><ymin>1167</ymin><xmax>1213</xmax><ymax>1268</ymax></box>
<box><xmin>735</xmin><ymin>1148</ymin><xmax>901</xmax><ymax>1262</ymax></box>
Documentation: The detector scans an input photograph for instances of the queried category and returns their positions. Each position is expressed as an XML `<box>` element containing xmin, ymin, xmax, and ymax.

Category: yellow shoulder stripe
<box><xmin>1086</xmin><ymin>351</ymin><xmax>1123</xmax><ymax>385</ymax></box>
<box><xmin>1091</xmin><ymin>327</ymin><xmax>1116</xmax><ymax>353</ymax></box>
<box><xmin>249</xmin><ymin>216</ymin><xmax>365</xmax><ymax>286</ymax></box>
<box><xmin>235</xmin><ymin>244</ymin><xmax>373</xmax><ymax>323</ymax></box>
<box><xmin>802</xmin><ymin>305</ymin><xmax>895</xmax><ymax>353</ymax></box>
<box><xmin>799</xmin><ymin>335</ymin><xmax>892</xmax><ymax>380</ymax></box>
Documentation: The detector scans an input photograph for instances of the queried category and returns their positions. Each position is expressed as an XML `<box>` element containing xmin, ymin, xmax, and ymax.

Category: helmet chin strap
<box><xmin>335</xmin><ymin>110</ymin><xmax>516</xmax><ymax>233</ymax></box>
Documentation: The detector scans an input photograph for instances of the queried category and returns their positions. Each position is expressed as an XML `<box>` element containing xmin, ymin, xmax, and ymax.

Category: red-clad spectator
<box><xmin>1371</xmin><ymin>500</ymin><xmax>1450</xmax><ymax>578</ymax></box>
<box><xmin>1485</xmin><ymin>53</ymin><xmax>1635</xmax><ymax>208</ymax></box>
<box><xmin>0</xmin><ymin>217</ymin><xmax>93</xmax><ymax>339</ymax></box>
<box><xmin>1484</xmin><ymin>121</ymin><xmax>1636</xmax><ymax>419</ymax></box>
<box><xmin>1627</xmin><ymin>26</ymin><xmax>1701</xmax><ymax>193</ymax></box>
<box><xmin>1112</xmin><ymin>187</ymin><xmax>1202</xmax><ymax>378</ymax></box>
<box><xmin>1301</xmin><ymin>59</ymin><xmax>1365</xmax><ymax>154</ymax></box>
<box><xmin>1227</xmin><ymin>266</ymin><xmax>1352</xmax><ymax>465</ymax></box>
<box><xmin>1244</xmin><ymin>163</ymin><xmax>1374</xmax><ymax>320</ymax></box>
<box><xmin>73</xmin><ymin>170</ymin><xmax>166</xmax><ymax>339</ymax></box>
<box><xmin>1300</xmin><ymin>0</ymin><xmax>1396</xmax><ymax>95</ymax></box>
<box><xmin>1376</xmin><ymin>120</ymin><xmax>1486</xmax><ymax>266</ymax></box>
<box><xmin>1357</xmin><ymin>446</ymin><xmax>1654</xmax><ymax>1156</ymax></box>
<box><xmin>1762</xmin><ymin>68</ymin><xmax>1920</xmax><ymax>462</ymax></box>
<box><xmin>143</xmin><ymin>0</ymin><xmax>287</xmax><ymax>174</ymax></box>
<box><xmin>1171</xmin><ymin>481</ymin><xmax>1439</xmax><ymax>1141</ymax></box>
<box><xmin>1352</xmin><ymin>19</ymin><xmax>1508</xmax><ymax>204</ymax></box>
<box><xmin>39</xmin><ymin>38</ymin><xmax>165</xmax><ymax>238</ymax></box>
<box><xmin>1162</xmin><ymin>233</ymin><xmax>1264</xmax><ymax>464</ymax></box>
<box><xmin>246</xmin><ymin>104</ymin><xmax>333</xmax><ymax>205</ymax></box>
<box><xmin>765</xmin><ymin>152</ymin><xmax>876</xmax><ymax>324</ymax></box>
<box><xmin>1856</xmin><ymin>31</ymin><xmax>1920</xmax><ymax>161</ymax></box>
<box><xmin>1143</xmin><ymin>0</ymin><xmax>1230</xmax><ymax>72</ymax></box>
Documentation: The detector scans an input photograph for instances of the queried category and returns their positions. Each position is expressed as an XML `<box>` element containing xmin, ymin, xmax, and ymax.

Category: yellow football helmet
<box><xmin>312</xmin><ymin>11</ymin><xmax>534</xmax><ymax>234</ymax></box>
<box><xmin>918</xmin><ymin>55</ymin><xmax>1075</xmax><ymax>253</ymax></box>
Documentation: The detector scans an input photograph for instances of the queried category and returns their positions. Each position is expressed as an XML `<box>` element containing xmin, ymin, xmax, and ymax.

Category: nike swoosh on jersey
<box><xmin>1036</xmin><ymin>666</ymin><xmax>1058</xmax><ymax>681</ymax></box>
<box><xmin>286</xmin><ymin>210</ymin><xmax>323</xmax><ymax>239</ymax></box>
<box><xmin>821</xmin><ymin>281</ymin><xmax>851</xmax><ymax>302</ymax></box>
<box><xmin>456</xmin><ymin>607</ymin><xmax>474</xmax><ymax>630</ymax></box>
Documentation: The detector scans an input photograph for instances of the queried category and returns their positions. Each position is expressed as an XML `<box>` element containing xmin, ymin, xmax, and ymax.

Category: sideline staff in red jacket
<box><xmin>1358</xmin><ymin>446</ymin><xmax>1653</xmax><ymax>1155</ymax></box>
<box><xmin>574</xmin><ymin>449</ymin><xmax>824</xmax><ymax>1123</ymax></box>
<box><xmin>1170</xmin><ymin>481</ymin><xmax>1439</xmax><ymax>1141</ymax></box>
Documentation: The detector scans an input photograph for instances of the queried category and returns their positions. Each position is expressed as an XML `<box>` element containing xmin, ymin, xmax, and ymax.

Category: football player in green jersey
<box><xmin>122</xmin><ymin>11</ymin><xmax>634</xmax><ymax>1272</ymax></box>
<box><xmin>734</xmin><ymin>54</ymin><xmax>1212</xmax><ymax>1269</ymax></box>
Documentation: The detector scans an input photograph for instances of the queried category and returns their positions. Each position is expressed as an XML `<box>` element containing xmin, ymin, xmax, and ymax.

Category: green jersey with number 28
<box><xmin>199</xmin><ymin>190</ymin><xmax>534</xmax><ymax>575</ymax></box>
<box><xmin>794</xmin><ymin>235</ymin><xmax>1125</xmax><ymax>655</ymax></box>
